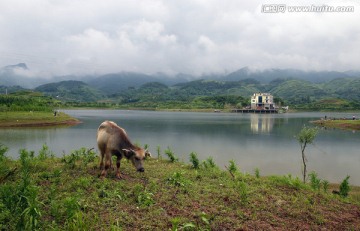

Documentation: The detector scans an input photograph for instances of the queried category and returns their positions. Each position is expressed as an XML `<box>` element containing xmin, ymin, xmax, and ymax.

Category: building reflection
<box><xmin>250</xmin><ymin>114</ymin><xmax>275</xmax><ymax>133</ymax></box>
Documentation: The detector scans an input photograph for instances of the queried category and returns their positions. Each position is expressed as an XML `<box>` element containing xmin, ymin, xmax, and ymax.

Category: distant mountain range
<box><xmin>1</xmin><ymin>63</ymin><xmax>360</xmax><ymax>103</ymax></box>
<box><xmin>1</xmin><ymin>63</ymin><xmax>360</xmax><ymax>89</ymax></box>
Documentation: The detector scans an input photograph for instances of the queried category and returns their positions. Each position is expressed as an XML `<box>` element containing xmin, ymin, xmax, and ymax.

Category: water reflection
<box><xmin>250</xmin><ymin>114</ymin><xmax>275</xmax><ymax>133</ymax></box>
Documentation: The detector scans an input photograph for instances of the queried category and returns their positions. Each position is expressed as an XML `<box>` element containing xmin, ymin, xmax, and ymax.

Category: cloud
<box><xmin>0</xmin><ymin>0</ymin><xmax>359</xmax><ymax>76</ymax></box>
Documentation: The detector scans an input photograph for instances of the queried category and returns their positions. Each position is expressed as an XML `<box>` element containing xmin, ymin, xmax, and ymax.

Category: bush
<box><xmin>339</xmin><ymin>175</ymin><xmax>351</xmax><ymax>198</ymax></box>
<box><xmin>164</xmin><ymin>147</ymin><xmax>178</xmax><ymax>163</ymax></box>
<box><xmin>189</xmin><ymin>152</ymin><xmax>200</xmax><ymax>169</ymax></box>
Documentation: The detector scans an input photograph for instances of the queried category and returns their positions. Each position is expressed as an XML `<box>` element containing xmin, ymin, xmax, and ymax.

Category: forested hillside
<box><xmin>35</xmin><ymin>80</ymin><xmax>104</xmax><ymax>102</ymax></box>
<box><xmin>3</xmin><ymin>75</ymin><xmax>360</xmax><ymax>111</ymax></box>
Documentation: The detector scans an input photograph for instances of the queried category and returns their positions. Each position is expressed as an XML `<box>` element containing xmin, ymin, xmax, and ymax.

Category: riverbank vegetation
<box><xmin>0</xmin><ymin>144</ymin><xmax>359</xmax><ymax>230</ymax></box>
<box><xmin>311</xmin><ymin>118</ymin><xmax>360</xmax><ymax>130</ymax></box>
<box><xmin>0</xmin><ymin>91</ymin><xmax>79</xmax><ymax>127</ymax></box>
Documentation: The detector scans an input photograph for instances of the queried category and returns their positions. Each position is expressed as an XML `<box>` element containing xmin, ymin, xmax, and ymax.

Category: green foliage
<box><xmin>165</xmin><ymin>147</ymin><xmax>178</xmax><ymax>163</ymax></box>
<box><xmin>189</xmin><ymin>152</ymin><xmax>200</xmax><ymax>169</ymax></box>
<box><xmin>254</xmin><ymin>168</ymin><xmax>260</xmax><ymax>179</ymax></box>
<box><xmin>339</xmin><ymin>175</ymin><xmax>351</xmax><ymax>198</ymax></box>
<box><xmin>63</xmin><ymin>196</ymin><xmax>81</xmax><ymax>219</ymax></box>
<box><xmin>0</xmin><ymin>149</ymin><xmax>42</xmax><ymax>230</ymax></box>
<box><xmin>0</xmin><ymin>144</ymin><xmax>8</xmax><ymax>161</ymax></box>
<box><xmin>322</xmin><ymin>180</ymin><xmax>329</xmax><ymax>193</ymax></box>
<box><xmin>227</xmin><ymin>160</ymin><xmax>238</xmax><ymax>178</ymax></box>
<box><xmin>309</xmin><ymin>171</ymin><xmax>321</xmax><ymax>191</ymax></box>
<box><xmin>0</xmin><ymin>92</ymin><xmax>57</xmax><ymax>112</ymax></box>
<box><xmin>156</xmin><ymin>145</ymin><xmax>162</xmax><ymax>159</ymax></box>
<box><xmin>133</xmin><ymin>184</ymin><xmax>155</xmax><ymax>207</ymax></box>
<box><xmin>202</xmin><ymin>157</ymin><xmax>217</xmax><ymax>169</ymax></box>
<box><xmin>166</xmin><ymin>171</ymin><xmax>191</xmax><ymax>190</ymax></box>
<box><xmin>269</xmin><ymin>174</ymin><xmax>306</xmax><ymax>190</ymax></box>
<box><xmin>38</xmin><ymin>143</ymin><xmax>54</xmax><ymax>160</ymax></box>
<box><xmin>235</xmin><ymin>181</ymin><xmax>249</xmax><ymax>205</ymax></box>
<box><xmin>61</xmin><ymin>147</ymin><xmax>96</xmax><ymax>169</ymax></box>
<box><xmin>35</xmin><ymin>80</ymin><xmax>104</xmax><ymax>102</ymax></box>
<box><xmin>296</xmin><ymin>126</ymin><xmax>318</xmax><ymax>183</ymax></box>
<box><xmin>0</xmin><ymin>144</ymin><xmax>359</xmax><ymax>230</ymax></box>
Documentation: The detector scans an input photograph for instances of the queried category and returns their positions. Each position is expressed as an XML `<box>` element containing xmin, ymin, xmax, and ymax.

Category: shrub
<box><xmin>339</xmin><ymin>175</ymin><xmax>351</xmax><ymax>198</ymax></box>
<box><xmin>156</xmin><ymin>145</ymin><xmax>162</xmax><ymax>159</ymax></box>
<box><xmin>254</xmin><ymin>168</ymin><xmax>260</xmax><ymax>178</ymax></box>
<box><xmin>204</xmin><ymin>157</ymin><xmax>216</xmax><ymax>168</ymax></box>
<box><xmin>165</xmin><ymin>147</ymin><xmax>178</xmax><ymax>163</ymax></box>
<box><xmin>226</xmin><ymin>160</ymin><xmax>238</xmax><ymax>178</ymax></box>
<box><xmin>189</xmin><ymin>152</ymin><xmax>200</xmax><ymax>169</ymax></box>
<box><xmin>38</xmin><ymin>143</ymin><xmax>54</xmax><ymax>160</ymax></box>
<box><xmin>309</xmin><ymin>171</ymin><xmax>321</xmax><ymax>191</ymax></box>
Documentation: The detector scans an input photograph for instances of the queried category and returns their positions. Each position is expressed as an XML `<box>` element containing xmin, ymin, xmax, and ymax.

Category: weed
<box><xmin>0</xmin><ymin>149</ymin><xmax>43</xmax><ymax>230</ymax></box>
<box><xmin>202</xmin><ymin>156</ymin><xmax>216</xmax><ymax>169</ymax></box>
<box><xmin>309</xmin><ymin>171</ymin><xmax>321</xmax><ymax>191</ymax></box>
<box><xmin>133</xmin><ymin>184</ymin><xmax>155</xmax><ymax>207</ymax></box>
<box><xmin>339</xmin><ymin>175</ymin><xmax>351</xmax><ymax>198</ymax></box>
<box><xmin>165</xmin><ymin>147</ymin><xmax>178</xmax><ymax>163</ymax></box>
<box><xmin>322</xmin><ymin>180</ymin><xmax>329</xmax><ymax>193</ymax></box>
<box><xmin>269</xmin><ymin>174</ymin><xmax>306</xmax><ymax>190</ymax></box>
<box><xmin>167</xmin><ymin>171</ymin><xmax>191</xmax><ymax>191</ymax></box>
<box><xmin>38</xmin><ymin>143</ymin><xmax>54</xmax><ymax>160</ymax></box>
<box><xmin>65</xmin><ymin>211</ymin><xmax>99</xmax><ymax>231</ymax></box>
<box><xmin>22</xmin><ymin>187</ymin><xmax>43</xmax><ymax>230</ymax></box>
<box><xmin>226</xmin><ymin>160</ymin><xmax>238</xmax><ymax>179</ymax></box>
<box><xmin>62</xmin><ymin>151</ymin><xmax>80</xmax><ymax>169</ymax></box>
<box><xmin>64</xmin><ymin>196</ymin><xmax>81</xmax><ymax>219</ymax></box>
<box><xmin>0</xmin><ymin>144</ymin><xmax>8</xmax><ymax>161</ymax></box>
<box><xmin>254</xmin><ymin>168</ymin><xmax>260</xmax><ymax>178</ymax></box>
<box><xmin>170</xmin><ymin>217</ymin><xmax>196</xmax><ymax>231</ymax></box>
<box><xmin>157</xmin><ymin>145</ymin><xmax>162</xmax><ymax>159</ymax></box>
<box><xmin>82</xmin><ymin>148</ymin><xmax>97</xmax><ymax>167</ymax></box>
<box><xmin>189</xmin><ymin>152</ymin><xmax>200</xmax><ymax>169</ymax></box>
<box><xmin>235</xmin><ymin>181</ymin><xmax>249</xmax><ymax>205</ymax></box>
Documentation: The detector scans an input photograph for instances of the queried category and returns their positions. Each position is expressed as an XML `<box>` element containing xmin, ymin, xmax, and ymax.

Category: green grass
<box><xmin>311</xmin><ymin>119</ymin><xmax>360</xmax><ymax>130</ymax></box>
<box><xmin>0</xmin><ymin>146</ymin><xmax>359</xmax><ymax>230</ymax></box>
<box><xmin>0</xmin><ymin>111</ymin><xmax>80</xmax><ymax>127</ymax></box>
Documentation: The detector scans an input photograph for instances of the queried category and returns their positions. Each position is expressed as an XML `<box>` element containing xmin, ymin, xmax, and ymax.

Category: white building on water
<box><xmin>250</xmin><ymin>93</ymin><xmax>275</xmax><ymax>110</ymax></box>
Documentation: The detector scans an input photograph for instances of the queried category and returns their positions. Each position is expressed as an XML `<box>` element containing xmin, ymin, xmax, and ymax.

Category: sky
<box><xmin>0</xmin><ymin>0</ymin><xmax>359</xmax><ymax>77</ymax></box>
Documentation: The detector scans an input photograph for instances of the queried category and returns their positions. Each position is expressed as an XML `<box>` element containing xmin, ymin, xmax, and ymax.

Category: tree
<box><xmin>296</xmin><ymin>126</ymin><xmax>318</xmax><ymax>183</ymax></box>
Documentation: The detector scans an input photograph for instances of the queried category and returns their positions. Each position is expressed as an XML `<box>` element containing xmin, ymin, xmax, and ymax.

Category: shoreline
<box><xmin>311</xmin><ymin>118</ymin><xmax>360</xmax><ymax>130</ymax></box>
<box><xmin>0</xmin><ymin>111</ymin><xmax>81</xmax><ymax>128</ymax></box>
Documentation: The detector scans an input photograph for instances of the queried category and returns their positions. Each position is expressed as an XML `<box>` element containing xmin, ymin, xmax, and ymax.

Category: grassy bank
<box><xmin>311</xmin><ymin>119</ymin><xmax>360</xmax><ymax>130</ymax></box>
<box><xmin>0</xmin><ymin>111</ymin><xmax>81</xmax><ymax>127</ymax></box>
<box><xmin>0</xmin><ymin>145</ymin><xmax>359</xmax><ymax>230</ymax></box>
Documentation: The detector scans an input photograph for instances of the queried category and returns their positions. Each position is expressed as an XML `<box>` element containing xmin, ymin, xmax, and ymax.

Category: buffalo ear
<box><xmin>145</xmin><ymin>149</ymin><xmax>152</xmax><ymax>158</ymax></box>
<box><xmin>122</xmin><ymin>149</ymin><xmax>135</xmax><ymax>158</ymax></box>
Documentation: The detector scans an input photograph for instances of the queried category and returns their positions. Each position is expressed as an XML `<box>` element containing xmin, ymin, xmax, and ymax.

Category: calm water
<box><xmin>1</xmin><ymin>110</ymin><xmax>359</xmax><ymax>185</ymax></box>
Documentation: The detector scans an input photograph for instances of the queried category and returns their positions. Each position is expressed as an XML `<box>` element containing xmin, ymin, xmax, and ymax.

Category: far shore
<box><xmin>311</xmin><ymin>118</ymin><xmax>360</xmax><ymax>130</ymax></box>
<box><xmin>0</xmin><ymin>111</ymin><xmax>81</xmax><ymax>128</ymax></box>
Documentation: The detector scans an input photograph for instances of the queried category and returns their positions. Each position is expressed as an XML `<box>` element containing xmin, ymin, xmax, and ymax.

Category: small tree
<box><xmin>296</xmin><ymin>126</ymin><xmax>318</xmax><ymax>183</ymax></box>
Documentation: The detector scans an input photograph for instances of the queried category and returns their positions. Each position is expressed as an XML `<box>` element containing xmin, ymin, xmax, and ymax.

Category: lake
<box><xmin>1</xmin><ymin>110</ymin><xmax>359</xmax><ymax>185</ymax></box>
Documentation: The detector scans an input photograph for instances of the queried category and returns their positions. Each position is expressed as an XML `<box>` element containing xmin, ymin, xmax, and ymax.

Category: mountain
<box><xmin>3</xmin><ymin>63</ymin><xmax>28</xmax><ymax>70</ymax></box>
<box><xmin>85</xmin><ymin>72</ymin><xmax>186</xmax><ymax>95</ymax></box>
<box><xmin>35</xmin><ymin>80</ymin><xmax>104</xmax><ymax>102</ymax></box>
<box><xmin>322</xmin><ymin>78</ymin><xmax>360</xmax><ymax>100</ymax></box>
<box><xmin>0</xmin><ymin>63</ymin><xmax>50</xmax><ymax>88</ymax></box>
<box><xmin>222</xmin><ymin>67</ymin><xmax>351</xmax><ymax>83</ymax></box>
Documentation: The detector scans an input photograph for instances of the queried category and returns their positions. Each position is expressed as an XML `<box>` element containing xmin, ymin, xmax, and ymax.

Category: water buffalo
<box><xmin>97</xmin><ymin>120</ymin><xmax>150</xmax><ymax>178</ymax></box>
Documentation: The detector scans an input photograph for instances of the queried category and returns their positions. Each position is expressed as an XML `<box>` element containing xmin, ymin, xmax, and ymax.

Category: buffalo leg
<box><xmin>100</xmin><ymin>152</ymin><xmax>112</xmax><ymax>178</ymax></box>
<box><xmin>115</xmin><ymin>156</ymin><xmax>122</xmax><ymax>179</ymax></box>
<box><xmin>99</xmin><ymin>151</ymin><xmax>104</xmax><ymax>170</ymax></box>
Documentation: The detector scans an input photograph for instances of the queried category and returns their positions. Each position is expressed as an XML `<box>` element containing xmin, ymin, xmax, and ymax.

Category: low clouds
<box><xmin>0</xmin><ymin>0</ymin><xmax>359</xmax><ymax>77</ymax></box>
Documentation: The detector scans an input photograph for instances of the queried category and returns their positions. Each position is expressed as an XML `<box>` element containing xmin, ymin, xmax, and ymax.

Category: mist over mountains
<box><xmin>1</xmin><ymin>63</ymin><xmax>360</xmax><ymax>91</ymax></box>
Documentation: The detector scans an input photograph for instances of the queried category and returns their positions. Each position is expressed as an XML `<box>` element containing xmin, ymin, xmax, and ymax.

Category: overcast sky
<box><xmin>0</xmin><ymin>0</ymin><xmax>359</xmax><ymax>77</ymax></box>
